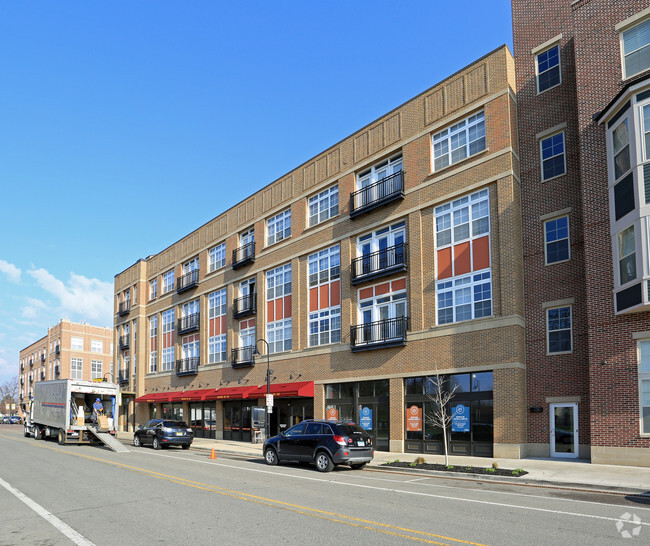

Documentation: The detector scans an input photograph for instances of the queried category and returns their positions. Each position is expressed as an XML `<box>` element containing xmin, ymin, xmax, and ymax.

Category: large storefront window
<box><xmin>161</xmin><ymin>403</ymin><xmax>183</xmax><ymax>422</ymax></box>
<box><xmin>405</xmin><ymin>371</ymin><xmax>493</xmax><ymax>457</ymax></box>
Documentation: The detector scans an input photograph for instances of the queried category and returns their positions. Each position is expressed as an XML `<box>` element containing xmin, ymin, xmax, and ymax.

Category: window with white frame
<box><xmin>149</xmin><ymin>351</ymin><xmax>157</xmax><ymax>374</ymax></box>
<box><xmin>266</xmin><ymin>264</ymin><xmax>292</xmax><ymax>353</ymax></box>
<box><xmin>546</xmin><ymin>306</ymin><xmax>572</xmax><ymax>354</ymax></box>
<box><xmin>612</xmin><ymin>118</ymin><xmax>631</xmax><ymax>181</ymax></box>
<box><xmin>91</xmin><ymin>340</ymin><xmax>103</xmax><ymax>353</ymax></box>
<box><xmin>308</xmin><ymin>185</ymin><xmax>339</xmax><ymax>226</ymax></box>
<box><xmin>358</xmin><ymin>283</ymin><xmax>407</xmax><ymax>344</ymax></box>
<box><xmin>150</xmin><ymin>315</ymin><xmax>158</xmax><ymax>338</ymax></box>
<box><xmin>71</xmin><ymin>337</ymin><xmax>83</xmax><ymax>351</ymax></box>
<box><xmin>356</xmin><ymin>222</ymin><xmax>405</xmax><ymax>277</ymax></box>
<box><xmin>308</xmin><ymin>245</ymin><xmax>340</xmax><ymax>287</ymax></box>
<box><xmin>618</xmin><ymin>225</ymin><xmax>637</xmax><ymax>285</ymax></box>
<box><xmin>536</xmin><ymin>44</ymin><xmax>561</xmax><ymax>93</ymax></box>
<box><xmin>433</xmin><ymin>112</ymin><xmax>486</xmax><ymax>171</ymax></box>
<box><xmin>71</xmin><ymin>358</ymin><xmax>83</xmax><ymax>380</ymax></box>
<box><xmin>182</xmin><ymin>337</ymin><xmax>199</xmax><ymax>361</ymax></box>
<box><xmin>354</xmin><ymin>154</ymin><xmax>403</xmax><ymax>210</ymax></box>
<box><xmin>239</xmin><ymin>322</ymin><xmax>255</xmax><ymax>349</ymax></box>
<box><xmin>540</xmin><ymin>132</ymin><xmax>566</xmax><ymax>181</ymax></box>
<box><xmin>309</xmin><ymin>307</ymin><xmax>341</xmax><ymax>346</ymax></box>
<box><xmin>162</xmin><ymin>309</ymin><xmax>174</xmax><ymax>334</ymax></box>
<box><xmin>183</xmin><ymin>258</ymin><xmax>199</xmax><ymax>274</ymax></box>
<box><xmin>437</xmin><ymin>271</ymin><xmax>492</xmax><ymax>324</ymax></box>
<box><xmin>209</xmin><ymin>242</ymin><xmax>226</xmax><ymax>272</ymax></box>
<box><xmin>161</xmin><ymin>347</ymin><xmax>174</xmax><ymax>372</ymax></box>
<box><xmin>638</xmin><ymin>339</ymin><xmax>650</xmax><ymax>433</ymax></box>
<box><xmin>149</xmin><ymin>315</ymin><xmax>158</xmax><ymax>373</ymax></box>
<box><xmin>621</xmin><ymin>17</ymin><xmax>650</xmax><ymax>79</ymax></box>
<box><xmin>267</xmin><ymin>264</ymin><xmax>291</xmax><ymax>300</ymax></box>
<box><xmin>208</xmin><ymin>335</ymin><xmax>226</xmax><ymax>363</ymax></box>
<box><xmin>162</xmin><ymin>270</ymin><xmax>175</xmax><ymax>294</ymax></box>
<box><xmin>435</xmin><ymin>189</ymin><xmax>490</xmax><ymax>247</ymax></box>
<box><xmin>91</xmin><ymin>360</ymin><xmax>102</xmax><ymax>380</ymax></box>
<box><xmin>149</xmin><ymin>278</ymin><xmax>158</xmax><ymax>300</ymax></box>
<box><xmin>544</xmin><ymin>216</ymin><xmax>570</xmax><ymax>264</ymax></box>
<box><xmin>208</xmin><ymin>289</ymin><xmax>227</xmax><ymax>363</ymax></box>
<box><xmin>267</xmin><ymin>318</ymin><xmax>292</xmax><ymax>353</ymax></box>
<box><xmin>267</xmin><ymin>209</ymin><xmax>291</xmax><ymax>246</ymax></box>
<box><xmin>308</xmin><ymin>245</ymin><xmax>341</xmax><ymax>346</ymax></box>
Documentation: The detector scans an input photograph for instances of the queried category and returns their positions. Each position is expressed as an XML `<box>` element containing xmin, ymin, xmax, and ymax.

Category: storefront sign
<box><xmin>327</xmin><ymin>407</ymin><xmax>339</xmax><ymax>421</ymax></box>
<box><xmin>360</xmin><ymin>407</ymin><xmax>373</xmax><ymax>430</ymax></box>
<box><xmin>406</xmin><ymin>405</ymin><xmax>422</xmax><ymax>432</ymax></box>
<box><xmin>451</xmin><ymin>404</ymin><xmax>470</xmax><ymax>432</ymax></box>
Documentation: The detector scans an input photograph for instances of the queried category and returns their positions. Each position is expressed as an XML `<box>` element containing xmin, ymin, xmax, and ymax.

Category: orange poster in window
<box><xmin>327</xmin><ymin>408</ymin><xmax>339</xmax><ymax>421</ymax></box>
<box><xmin>406</xmin><ymin>405</ymin><xmax>422</xmax><ymax>431</ymax></box>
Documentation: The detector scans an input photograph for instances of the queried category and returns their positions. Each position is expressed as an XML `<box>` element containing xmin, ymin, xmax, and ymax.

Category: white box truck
<box><xmin>22</xmin><ymin>379</ymin><xmax>128</xmax><ymax>452</ymax></box>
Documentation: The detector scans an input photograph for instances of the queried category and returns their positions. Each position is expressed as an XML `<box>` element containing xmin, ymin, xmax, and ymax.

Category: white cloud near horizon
<box><xmin>0</xmin><ymin>260</ymin><xmax>21</xmax><ymax>283</ymax></box>
<box><xmin>27</xmin><ymin>268</ymin><xmax>113</xmax><ymax>327</ymax></box>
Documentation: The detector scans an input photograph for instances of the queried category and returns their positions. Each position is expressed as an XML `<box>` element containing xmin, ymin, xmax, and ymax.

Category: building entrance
<box><xmin>190</xmin><ymin>402</ymin><xmax>217</xmax><ymax>439</ymax></box>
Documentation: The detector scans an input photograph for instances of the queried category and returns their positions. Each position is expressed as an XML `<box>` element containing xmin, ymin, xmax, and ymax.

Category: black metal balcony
<box><xmin>176</xmin><ymin>357</ymin><xmax>200</xmax><ymax>376</ymax></box>
<box><xmin>231</xmin><ymin>346</ymin><xmax>255</xmax><ymax>368</ymax></box>
<box><xmin>232</xmin><ymin>241</ymin><xmax>255</xmax><ymax>269</ymax></box>
<box><xmin>29</xmin><ymin>360</ymin><xmax>33</xmax><ymax>368</ymax></box>
<box><xmin>19</xmin><ymin>394</ymin><xmax>23</xmax><ymax>401</ymax></box>
<box><xmin>55</xmin><ymin>346</ymin><xmax>60</xmax><ymax>355</ymax></box>
<box><xmin>119</xmin><ymin>335</ymin><xmax>130</xmax><ymax>350</ymax></box>
<box><xmin>233</xmin><ymin>293</ymin><xmax>256</xmax><ymax>318</ymax></box>
<box><xmin>40</xmin><ymin>354</ymin><xmax>45</xmax><ymax>362</ymax></box>
<box><xmin>40</xmin><ymin>372</ymin><xmax>45</xmax><ymax>380</ymax></box>
<box><xmin>20</xmin><ymin>379</ymin><xmax>24</xmax><ymax>386</ymax></box>
<box><xmin>55</xmin><ymin>365</ymin><xmax>60</xmax><ymax>376</ymax></box>
<box><xmin>350</xmin><ymin>316</ymin><xmax>409</xmax><ymax>352</ymax></box>
<box><xmin>178</xmin><ymin>312</ymin><xmax>200</xmax><ymax>334</ymax></box>
<box><xmin>118</xmin><ymin>368</ymin><xmax>130</xmax><ymax>385</ymax></box>
<box><xmin>351</xmin><ymin>243</ymin><xmax>408</xmax><ymax>284</ymax></box>
<box><xmin>118</xmin><ymin>300</ymin><xmax>131</xmax><ymax>316</ymax></box>
<box><xmin>29</xmin><ymin>377</ymin><xmax>33</xmax><ymax>384</ymax></box>
<box><xmin>350</xmin><ymin>170</ymin><xmax>405</xmax><ymax>218</ymax></box>
<box><xmin>177</xmin><ymin>269</ymin><xmax>199</xmax><ymax>294</ymax></box>
<box><xmin>20</xmin><ymin>363</ymin><xmax>24</xmax><ymax>371</ymax></box>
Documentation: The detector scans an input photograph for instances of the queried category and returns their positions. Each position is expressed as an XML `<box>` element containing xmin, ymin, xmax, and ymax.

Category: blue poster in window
<box><xmin>360</xmin><ymin>407</ymin><xmax>373</xmax><ymax>430</ymax></box>
<box><xmin>451</xmin><ymin>404</ymin><xmax>469</xmax><ymax>432</ymax></box>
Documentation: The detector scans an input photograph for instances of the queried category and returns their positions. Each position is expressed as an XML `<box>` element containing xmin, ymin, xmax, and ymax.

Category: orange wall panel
<box><xmin>473</xmin><ymin>236</ymin><xmax>490</xmax><ymax>271</ymax></box>
<box><xmin>437</xmin><ymin>248</ymin><xmax>452</xmax><ymax>279</ymax></box>
<box><xmin>453</xmin><ymin>242</ymin><xmax>471</xmax><ymax>276</ymax></box>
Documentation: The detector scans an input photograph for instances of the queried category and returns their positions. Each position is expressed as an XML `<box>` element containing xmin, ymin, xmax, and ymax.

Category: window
<box><xmin>309</xmin><ymin>307</ymin><xmax>341</xmax><ymax>346</ymax></box>
<box><xmin>71</xmin><ymin>337</ymin><xmax>83</xmax><ymax>351</ymax></box>
<box><xmin>356</xmin><ymin>222</ymin><xmax>405</xmax><ymax>277</ymax></box>
<box><xmin>308</xmin><ymin>185</ymin><xmax>339</xmax><ymax>226</ymax></box>
<box><xmin>71</xmin><ymin>358</ymin><xmax>83</xmax><ymax>380</ymax></box>
<box><xmin>308</xmin><ymin>245</ymin><xmax>341</xmax><ymax>347</ymax></box>
<box><xmin>540</xmin><ymin>132</ymin><xmax>566</xmax><ymax>181</ymax></box>
<box><xmin>149</xmin><ymin>351</ymin><xmax>157</xmax><ymax>373</ymax></box>
<box><xmin>149</xmin><ymin>278</ymin><xmax>158</xmax><ymax>300</ymax></box>
<box><xmin>91</xmin><ymin>340</ymin><xmax>103</xmax><ymax>353</ymax></box>
<box><xmin>267</xmin><ymin>209</ymin><xmax>291</xmax><ymax>246</ymax></box>
<box><xmin>161</xmin><ymin>347</ymin><xmax>174</xmax><ymax>372</ymax></box>
<box><xmin>435</xmin><ymin>189</ymin><xmax>489</xmax><ymax>247</ymax></box>
<box><xmin>622</xmin><ymin>17</ymin><xmax>650</xmax><ymax>79</ymax></box>
<box><xmin>308</xmin><ymin>245</ymin><xmax>340</xmax><ymax>287</ymax></box>
<box><xmin>433</xmin><ymin>112</ymin><xmax>486</xmax><ymax>171</ymax></box>
<box><xmin>162</xmin><ymin>270</ymin><xmax>175</xmax><ymax>294</ymax></box>
<box><xmin>208</xmin><ymin>335</ymin><xmax>226</xmax><ymax>364</ymax></box>
<box><xmin>547</xmin><ymin>306</ymin><xmax>572</xmax><ymax>354</ymax></box>
<box><xmin>536</xmin><ymin>44</ymin><xmax>561</xmax><ymax>93</ymax></box>
<box><xmin>183</xmin><ymin>258</ymin><xmax>199</xmax><ymax>274</ymax></box>
<box><xmin>266</xmin><ymin>264</ymin><xmax>291</xmax><ymax>353</ymax></box>
<box><xmin>208</xmin><ymin>288</ymin><xmax>227</xmax><ymax>363</ymax></box>
<box><xmin>150</xmin><ymin>315</ymin><xmax>158</xmax><ymax>338</ymax></box>
<box><xmin>612</xmin><ymin>119</ymin><xmax>631</xmax><ymax>181</ymax></box>
<box><xmin>162</xmin><ymin>309</ymin><xmax>175</xmax><ymax>335</ymax></box>
<box><xmin>638</xmin><ymin>340</ymin><xmax>650</xmax><ymax>433</ymax></box>
<box><xmin>437</xmin><ymin>272</ymin><xmax>492</xmax><ymax>324</ymax></box>
<box><xmin>267</xmin><ymin>264</ymin><xmax>291</xmax><ymax>300</ymax></box>
<box><xmin>209</xmin><ymin>243</ymin><xmax>226</xmax><ymax>272</ymax></box>
<box><xmin>544</xmin><ymin>216</ymin><xmax>570</xmax><ymax>264</ymax></box>
<box><xmin>267</xmin><ymin>318</ymin><xmax>292</xmax><ymax>353</ymax></box>
<box><xmin>618</xmin><ymin>225</ymin><xmax>637</xmax><ymax>285</ymax></box>
<box><xmin>91</xmin><ymin>360</ymin><xmax>102</xmax><ymax>380</ymax></box>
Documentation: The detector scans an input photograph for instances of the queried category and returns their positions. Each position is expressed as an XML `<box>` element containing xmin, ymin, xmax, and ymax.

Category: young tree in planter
<box><xmin>424</xmin><ymin>372</ymin><xmax>460</xmax><ymax>466</ymax></box>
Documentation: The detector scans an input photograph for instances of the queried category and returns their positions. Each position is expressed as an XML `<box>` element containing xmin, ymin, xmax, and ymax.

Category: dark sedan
<box><xmin>133</xmin><ymin>419</ymin><xmax>193</xmax><ymax>450</ymax></box>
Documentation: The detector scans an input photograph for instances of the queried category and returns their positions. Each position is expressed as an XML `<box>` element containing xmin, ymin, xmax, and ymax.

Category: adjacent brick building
<box><xmin>114</xmin><ymin>45</ymin><xmax>527</xmax><ymax>457</ymax></box>
<box><xmin>512</xmin><ymin>0</ymin><xmax>650</xmax><ymax>466</ymax></box>
<box><xmin>18</xmin><ymin>320</ymin><xmax>114</xmax><ymax>409</ymax></box>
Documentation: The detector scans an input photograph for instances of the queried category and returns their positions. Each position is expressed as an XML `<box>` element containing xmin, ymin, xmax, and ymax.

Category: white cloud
<box><xmin>22</xmin><ymin>298</ymin><xmax>47</xmax><ymax>320</ymax></box>
<box><xmin>0</xmin><ymin>260</ymin><xmax>21</xmax><ymax>283</ymax></box>
<box><xmin>27</xmin><ymin>268</ymin><xmax>113</xmax><ymax>327</ymax></box>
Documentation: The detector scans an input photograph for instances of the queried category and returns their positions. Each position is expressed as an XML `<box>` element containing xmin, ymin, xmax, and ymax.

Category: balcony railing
<box><xmin>20</xmin><ymin>379</ymin><xmax>24</xmax><ymax>386</ymax></box>
<box><xmin>119</xmin><ymin>335</ymin><xmax>130</xmax><ymax>350</ymax></box>
<box><xmin>177</xmin><ymin>269</ymin><xmax>199</xmax><ymax>294</ymax></box>
<box><xmin>233</xmin><ymin>293</ymin><xmax>256</xmax><ymax>318</ymax></box>
<box><xmin>55</xmin><ymin>365</ymin><xmax>60</xmax><ymax>376</ymax></box>
<box><xmin>176</xmin><ymin>357</ymin><xmax>200</xmax><ymax>376</ymax></box>
<box><xmin>118</xmin><ymin>300</ymin><xmax>131</xmax><ymax>316</ymax></box>
<box><xmin>350</xmin><ymin>170</ymin><xmax>405</xmax><ymax>218</ymax></box>
<box><xmin>29</xmin><ymin>360</ymin><xmax>34</xmax><ymax>367</ymax></box>
<box><xmin>231</xmin><ymin>346</ymin><xmax>255</xmax><ymax>368</ymax></box>
<box><xmin>40</xmin><ymin>372</ymin><xmax>45</xmax><ymax>380</ymax></box>
<box><xmin>118</xmin><ymin>368</ymin><xmax>130</xmax><ymax>385</ymax></box>
<box><xmin>20</xmin><ymin>363</ymin><xmax>24</xmax><ymax>371</ymax></box>
<box><xmin>350</xmin><ymin>316</ymin><xmax>409</xmax><ymax>351</ymax></box>
<box><xmin>41</xmin><ymin>354</ymin><xmax>45</xmax><ymax>362</ymax></box>
<box><xmin>55</xmin><ymin>346</ymin><xmax>60</xmax><ymax>355</ymax></box>
<box><xmin>351</xmin><ymin>243</ymin><xmax>408</xmax><ymax>284</ymax></box>
<box><xmin>178</xmin><ymin>313</ymin><xmax>200</xmax><ymax>334</ymax></box>
<box><xmin>29</xmin><ymin>377</ymin><xmax>34</xmax><ymax>384</ymax></box>
<box><xmin>232</xmin><ymin>241</ymin><xmax>255</xmax><ymax>269</ymax></box>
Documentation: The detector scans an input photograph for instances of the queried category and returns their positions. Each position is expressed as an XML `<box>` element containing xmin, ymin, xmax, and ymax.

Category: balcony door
<box><xmin>360</xmin><ymin>293</ymin><xmax>406</xmax><ymax>344</ymax></box>
<box><xmin>358</xmin><ymin>223</ymin><xmax>405</xmax><ymax>276</ymax></box>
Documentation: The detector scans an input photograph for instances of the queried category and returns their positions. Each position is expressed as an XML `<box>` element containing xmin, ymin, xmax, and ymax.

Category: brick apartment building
<box><xmin>18</xmin><ymin>320</ymin><xmax>114</xmax><ymax>410</ymax></box>
<box><xmin>114</xmin><ymin>45</ymin><xmax>525</xmax><ymax>457</ymax></box>
<box><xmin>512</xmin><ymin>0</ymin><xmax>650</xmax><ymax>466</ymax></box>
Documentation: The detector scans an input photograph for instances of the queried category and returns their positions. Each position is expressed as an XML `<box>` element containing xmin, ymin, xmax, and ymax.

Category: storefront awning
<box><xmin>176</xmin><ymin>389</ymin><xmax>212</xmax><ymax>402</ymax></box>
<box><xmin>210</xmin><ymin>386</ymin><xmax>257</xmax><ymax>400</ymax></box>
<box><xmin>247</xmin><ymin>381</ymin><xmax>314</xmax><ymax>399</ymax></box>
<box><xmin>134</xmin><ymin>393</ymin><xmax>171</xmax><ymax>403</ymax></box>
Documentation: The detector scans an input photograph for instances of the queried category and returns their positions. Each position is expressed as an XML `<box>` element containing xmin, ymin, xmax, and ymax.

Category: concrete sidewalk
<box><xmin>116</xmin><ymin>431</ymin><xmax>650</xmax><ymax>495</ymax></box>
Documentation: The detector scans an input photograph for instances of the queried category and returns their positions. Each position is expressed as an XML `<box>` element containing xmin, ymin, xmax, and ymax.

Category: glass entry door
<box><xmin>550</xmin><ymin>403</ymin><xmax>579</xmax><ymax>458</ymax></box>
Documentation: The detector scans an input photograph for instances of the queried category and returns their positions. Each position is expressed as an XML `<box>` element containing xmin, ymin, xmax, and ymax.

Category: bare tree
<box><xmin>0</xmin><ymin>376</ymin><xmax>19</xmax><ymax>414</ymax></box>
<box><xmin>424</xmin><ymin>371</ymin><xmax>460</xmax><ymax>466</ymax></box>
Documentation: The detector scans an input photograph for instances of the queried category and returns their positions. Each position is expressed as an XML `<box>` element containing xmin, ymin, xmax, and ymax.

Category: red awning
<box><xmin>210</xmin><ymin>386</ymin><xmax>257</xmax><ymax>400</ymax></box>
<box><xmin>176</xmin><ymin>389</ymin><xmax>213</xmax><ymax>402</ymax></box>
<box><xmin>247</xmin><ymin>381</ymin><xmax>314</xmax><ymax>399</ymax></box>
<box><xmin>135</xmin><ymin>393</ymin><xmax>171</xmax><ymax>403</ymax></box>
<box><xmin>167</xmin><ymin>391</ymin><xmax>186</xmax><ymax>402</ymax></box>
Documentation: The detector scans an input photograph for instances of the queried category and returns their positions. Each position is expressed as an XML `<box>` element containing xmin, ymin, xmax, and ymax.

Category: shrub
<box><xmin>393</xmin><ymin>459</ymin><xmax>400</xmax><ymax>463</ymax></box>
<box><xmin>465</xmin><ymin>466</ymin><xmax>473</xmax><ymax>471</ymax></box>
<box><xmin>484</xmin><ymin>467</ymin><xmax>496</xmax><ymax>473</ymax></box>
<box><xmin>445</xmin><ymin>465</ymin><xmax>454</xmax><ymax>470</ymax></box>
<box><xmin>513</xmin><ymin>468</ymin><xmax>524</xmax><ymax>476</ymax></box>
<box><xmin>414</xmin><ymin>456</ymin><xmax>426</xmax><ymax>465</ymax></box>
<box><xmin>409</xmin><ymin>462</ymin><xmax>416</xmax><ymax>467</ymax></box>
<box><xmin>492</xmin><ymin>461</ymin><xmax>499</xmax><ymax>470</ymax></box>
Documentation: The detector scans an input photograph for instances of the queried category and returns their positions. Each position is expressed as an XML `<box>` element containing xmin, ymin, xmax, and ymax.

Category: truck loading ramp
<box><xmin>87</xmin><ymin>428</ymin><xmax>130</xmax><ymax>452</ymax></box>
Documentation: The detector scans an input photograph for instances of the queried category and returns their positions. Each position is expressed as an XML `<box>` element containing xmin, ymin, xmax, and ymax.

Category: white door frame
<box><xmin>549</xmin><ymin>402</ymin><xmax>579</xmax><ymax>458</ymax></box>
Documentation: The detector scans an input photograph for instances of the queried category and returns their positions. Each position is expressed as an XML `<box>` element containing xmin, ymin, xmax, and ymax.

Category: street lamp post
<box><xmin>254</xmin><ymin>339</ymin><xmax>272</xmax><ymax>441</ymax></box>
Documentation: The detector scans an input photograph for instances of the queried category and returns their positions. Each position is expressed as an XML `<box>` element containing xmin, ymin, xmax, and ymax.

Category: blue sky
<box><xmin>0</xmin><ymin>1</ymin><xmax>513</xmax><ymax>386</ymax></box>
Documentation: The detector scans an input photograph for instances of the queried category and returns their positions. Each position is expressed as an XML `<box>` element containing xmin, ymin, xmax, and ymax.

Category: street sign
<box><xmin>266</xmin><ymin>394</ymin><xmax>274</xmax><ymax>407</ymax></box>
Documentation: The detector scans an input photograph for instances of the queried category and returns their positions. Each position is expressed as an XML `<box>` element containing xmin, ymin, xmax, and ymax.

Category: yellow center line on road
<box><xmin>0</xmin><ymin>434</ymin><xmax>486</xmax><ymax>546</ymax></box>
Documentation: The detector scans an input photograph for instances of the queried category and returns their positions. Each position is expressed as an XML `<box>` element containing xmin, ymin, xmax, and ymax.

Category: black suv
<box><xmin>263</xmin><ymin>420</ymin><xmax>374</xmax><ymax>472</ymax></box>
<box><xmin>133</xmin><ymin>419</ymin><xmax>193</xmax><ymax>450</ymax></box>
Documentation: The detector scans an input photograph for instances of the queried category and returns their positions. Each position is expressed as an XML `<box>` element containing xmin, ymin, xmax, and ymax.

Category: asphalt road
<box><xmin>1</xmin><ymin>424</ymin><xmax>648</xmax><ymax>545</ymax></box>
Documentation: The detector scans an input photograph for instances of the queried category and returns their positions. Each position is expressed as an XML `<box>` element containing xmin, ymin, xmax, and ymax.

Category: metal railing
<box><xmin>234</xmin><ymin>293</ymin><xmax>256</xmax><ymax>317</ymax></box>
<box><xmin>232</xmin><ymin>241</ymin><xmax>255</xmax><ymax>268</ymax></box>
<box><xmin>351</xmin><ymin>243</ymin><xmax>407</xmax><ymax>282</ymax></box>
<box><xmin>119</xmin><ymin>335</ymin><xmax>130</xmax><ymax>349</ymax></box>
<box><xmin>118</xmin><ymin>301</ymin><xmax>131</xmax><ymax>316</ymax></box>
<box><xmin>176</xmin><ymin>357</ymin><xmax>200</xmax><ymax>376</ymax></box>
<box><xmin>231</xmin><ymin>346</ymin><xmax>255</xmax><ymax>368</ymax></box>
<box><xmin>178</xmin><ymin>313</ymin><xmax>200</xmax><ymax>334</ymax></box>
<box><xmin>350</xmin><ymin>171</ymin><xmax>404</xmax><ymax>216</ymax></box>
<box><xmin>350</xmin><ymin>316</ymin><xmax>408</xmax><ymax>350</ymax></box>
<box><xmin>118</xmin><ymin>368</ymin><xmax>130</xmax><ymax>384</ymax></box>
<box><xmin>177</xmin><ymin>269</ymin><xmax>199</xmax><ymax>293</ymax></box>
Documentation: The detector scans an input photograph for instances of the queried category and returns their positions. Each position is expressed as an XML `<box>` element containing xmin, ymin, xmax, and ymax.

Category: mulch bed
<box><xmin>382</xmin><ymin>461</ymin><xmax>528</xmax><ymax>477</ymax></box>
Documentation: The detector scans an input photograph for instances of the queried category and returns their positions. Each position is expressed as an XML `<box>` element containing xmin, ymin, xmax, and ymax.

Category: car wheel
<box><xmin>133</xmin><ymin>435</ymin><xmax>141</xmax><ymax>447</ymax></box>
<box><xmin>34</xmin><ymin>426</ymin><xmax>43</xmax><ymax>440</ymax></box>
<box><xmin>152</xmin><ymin>437</ymin><xmax>161</xmax><ymax>450</ymax></box>
<box><xmin>182</xmin><ymin>443</ymin><xmax>190</xmax><ymax>450</ymax></box>
<box><xmin>350</xmin><ymin>462</ymin><xmax>367</xmax><ymax>470</ymax></box>
<box><xmin>315</xmin><ymin>451</ymin><xmax>334</xmax><ymax>472</ymax></box>
<box><xmin>57</xmin><ymin>429</ymin><xmax>66</xmax><ymax>445</ymax></box>
<box><xmin>264</xmin><ymin>447</ymin><xmax>278</xmax><ymax>466</ymax></box>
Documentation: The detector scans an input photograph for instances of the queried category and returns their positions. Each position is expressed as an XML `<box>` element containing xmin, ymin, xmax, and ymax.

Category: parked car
<box><xmin>9</xmin><ymin>415</ymin><xmax>22</xmax><ymax>424</ymax></box>
<box><xmin>1</xmin><ymin>416</ymin><xmax>10</xmax><ymax>424</ymax></box>
<box><xmin>263</xmin><ymin>419</ymin><xmax>374</xmax><ymax>472</ymax></box>
<box><xmin>133</xmin><ymin>419</ymin><xmax>193</xmax><ymax>450</ymax></box>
